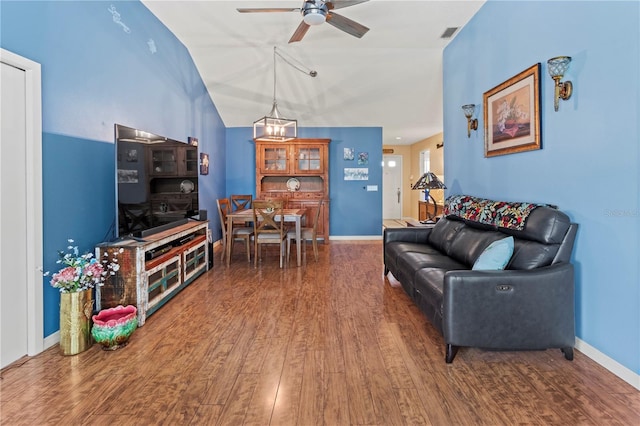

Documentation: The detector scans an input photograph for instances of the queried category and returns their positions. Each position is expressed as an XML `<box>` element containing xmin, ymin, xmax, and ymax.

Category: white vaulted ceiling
<box><xmin>142</xmin><ymin>0</ymin><xmax>485</xmax><ymax>145</ymax></box>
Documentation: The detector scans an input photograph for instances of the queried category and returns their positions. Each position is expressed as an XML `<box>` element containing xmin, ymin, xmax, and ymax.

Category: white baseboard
<box><xmin>575</xmin><ymin>337</ymin><xmax>640</xmax><ymax>390</ymax></box>
<box><xmin>43</xmin><ymin>331</ymin><xmax>59</xmax><ymax>350</ymax></box>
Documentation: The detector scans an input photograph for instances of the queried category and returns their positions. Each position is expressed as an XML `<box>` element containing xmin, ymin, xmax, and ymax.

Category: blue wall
<box><xmin>225</xmin><ymin>127</ymin><xmax>383</xmax><ymax>238</ymax></box>
<box><xmin>444</xmin><ymin>1</ymin><xmax>639</xmax><ymax>374</ymax></box>
<box><xmin>1</xmin><ymin>1</ymin><xmax>226</xmax><ymax>337</ymax></box>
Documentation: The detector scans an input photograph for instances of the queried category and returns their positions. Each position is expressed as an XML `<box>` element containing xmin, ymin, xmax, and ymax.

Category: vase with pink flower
<box><xmin>45</xmin><ymin>239</ymin><xmax>122</xmax><ymax>355</ymax></box>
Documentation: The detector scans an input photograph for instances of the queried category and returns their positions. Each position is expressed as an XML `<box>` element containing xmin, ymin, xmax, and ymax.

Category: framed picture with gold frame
<box><xmin>483</xmin><ymin>63</ymin><xmax>541</xmax><ymax>157</ymax></box>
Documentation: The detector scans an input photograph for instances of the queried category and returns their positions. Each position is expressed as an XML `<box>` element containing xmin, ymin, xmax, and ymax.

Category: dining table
<box><xmin>225</xmin><ymin>208</ymin><xmax>306</xmax><ymax>267</ymax></box>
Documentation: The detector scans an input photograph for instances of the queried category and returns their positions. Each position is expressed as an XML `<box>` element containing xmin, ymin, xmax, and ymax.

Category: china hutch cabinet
<box><xmin>255</xmin><ymin>138</ymin><xmax>330</xmax><ymax>241</ymax></box>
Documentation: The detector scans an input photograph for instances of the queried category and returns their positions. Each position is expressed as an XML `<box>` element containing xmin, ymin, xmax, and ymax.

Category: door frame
<box><xmin>1</xmin><ymin>49</ymin><xmax>44</xmax><ymax>356</ymax></box>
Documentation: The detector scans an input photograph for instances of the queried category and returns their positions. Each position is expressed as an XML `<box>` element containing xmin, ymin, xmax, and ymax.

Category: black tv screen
<box><xmin>115</xmin><ymin>124</ymin><xmax>199</xmax><ymax>239</ymax></box>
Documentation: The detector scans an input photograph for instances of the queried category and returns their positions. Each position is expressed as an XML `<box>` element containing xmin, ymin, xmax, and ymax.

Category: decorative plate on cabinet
<box><xmin>286</xmin><ymin>178</ymin><xmax>300</xmax><ymax>192</ymax></box>
<box><xmin>180</xmin><ymin>179</ymin><xmax>195</xmax><ymax>193</ymax></box>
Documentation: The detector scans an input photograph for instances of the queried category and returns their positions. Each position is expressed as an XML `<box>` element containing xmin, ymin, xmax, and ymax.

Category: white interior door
<box><xmin>382</xmin><ymin>155</ymin><xmax>402</xmax><ymax>219</ymax></box>
<box><xmin>1</xmin><ymin>61</ymin><xmax>29</xmax><ymax>367</ymax></box>
<box><xmin>1</xmin><ymin>49</ymin><xmax>43</xmax><ymax>368</ymax></box>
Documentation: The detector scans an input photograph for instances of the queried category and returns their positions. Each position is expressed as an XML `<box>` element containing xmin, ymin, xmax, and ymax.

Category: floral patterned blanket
<box><xmin>443</xmin><ymin>195</ymin><xmax>543</xmax><ymax>231</ymax></box>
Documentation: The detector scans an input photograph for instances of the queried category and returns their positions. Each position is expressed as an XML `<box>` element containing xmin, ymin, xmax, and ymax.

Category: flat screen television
<box><xmin>115</xmin><ymin>124</ymin><xmax>199</xmax><ymax>239</ymax></box>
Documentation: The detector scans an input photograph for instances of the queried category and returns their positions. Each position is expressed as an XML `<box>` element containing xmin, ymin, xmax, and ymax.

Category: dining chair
<box><xmin>231</xmin><ymin>194</ymin><xmax>253</xmax><ymax>227</ymax></box>
<box><xmin>230</xmin><ymin>194</ymin><xmax>252</xmax><ymax>211</ymax></box>
<box><xmin>252</xmin><ymin>199</ymin><xmax>287</xmax><ymax>268</ymax></box>
<box><xmin>216</xmin><ymin>198</ymin><xmax>253</xmax><ymax>263</ymax></box>
<box><xmin>287</xmin><ymin>199</ymin><xmax>323</xmax><ymax>262</ymax></box>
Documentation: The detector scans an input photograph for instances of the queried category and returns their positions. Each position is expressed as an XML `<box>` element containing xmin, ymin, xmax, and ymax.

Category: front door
<box><xmin>382</xmin><ymin>155</ymin><xmax>402</xmax><ymax>219</ymax></box>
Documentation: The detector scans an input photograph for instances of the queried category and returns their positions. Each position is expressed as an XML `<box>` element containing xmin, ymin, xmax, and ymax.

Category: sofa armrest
<box><xmin>442</xmin><ymin>263</ymin><xmax>575</xmax><ymax>350</ymax></box>
<box><xmin>383</xmin><ymin>227</ymin><xmax>432</xmax><ymax>245</ymax></box>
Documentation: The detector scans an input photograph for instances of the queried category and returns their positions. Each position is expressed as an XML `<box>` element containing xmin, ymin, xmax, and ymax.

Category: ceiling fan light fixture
<box><xmin>303</xmin><ymin>10</ymin><xmax>326</xmax><ymax>25</ymax></box>
<box><xmin>302</xmin><ymin>1</ymin><xmax>328</xmax><ymax>25</ymax></box>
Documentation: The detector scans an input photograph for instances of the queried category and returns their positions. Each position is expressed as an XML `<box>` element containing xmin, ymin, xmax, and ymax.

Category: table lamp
<box><xmin>412</xmin><ymin>172</ymin><xmax>446</xmax><ymax>223</ymax></box>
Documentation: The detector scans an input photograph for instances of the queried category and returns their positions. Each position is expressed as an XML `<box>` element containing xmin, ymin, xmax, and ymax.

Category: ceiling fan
<box><xmin>237</xmin><ymin>0</ymin><xmax>370</xmax><ymax>43</ymax></box>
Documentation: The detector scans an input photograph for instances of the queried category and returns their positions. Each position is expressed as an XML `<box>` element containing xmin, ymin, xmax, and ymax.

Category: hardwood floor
<box><xmin>1</xmin><ymin>241</ymin><xmax>638</xmax><ymax>425</ymax></box>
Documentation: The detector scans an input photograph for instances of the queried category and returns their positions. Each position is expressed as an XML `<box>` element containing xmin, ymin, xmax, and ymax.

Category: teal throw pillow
<box><xmin>472</xmin><ymin>236</ymin><xmax>514</xmax><ymax>270</ymax></box>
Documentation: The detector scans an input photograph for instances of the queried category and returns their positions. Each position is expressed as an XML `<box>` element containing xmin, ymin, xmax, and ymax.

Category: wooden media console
<box><xmin>96</xmin><ymin>220</ymin><xmax>209</xmax><ymax>326</ymax></box>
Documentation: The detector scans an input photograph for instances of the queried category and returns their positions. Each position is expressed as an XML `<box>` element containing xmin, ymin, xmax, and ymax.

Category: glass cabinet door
<box><xmin>295</xmin><ymin>145</ymin><xmax>322</xmax><ymax>173</ymax></box>
<box><xmin>150</xmin><ymin>148</ymin><xmax>178</xmax><ymax>175</ymax></box>
<box><xmin>184</xmin><ymin>148</ymin><xmax>198</xmax><ymax>175</ymax></box>
<box><xmin>261</xmin><ymin>145</ymin><xmax>289</xmax><ymax>173</ymax></box>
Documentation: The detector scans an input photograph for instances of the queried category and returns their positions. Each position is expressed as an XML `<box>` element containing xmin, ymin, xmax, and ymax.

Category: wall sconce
<box><xmin>461</xmin><ymin>104</ymin><xmax>478</xmax><ymax>138</ymax></box>
<box><xmin>547</xmin><ymin>56</ymin><xmax>573</xmax><ymax>111</ymax></box>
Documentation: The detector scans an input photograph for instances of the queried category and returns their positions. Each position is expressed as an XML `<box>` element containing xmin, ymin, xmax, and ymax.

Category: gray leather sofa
<box><xmin>383</xmin><ymin>195</ymin><xmax>578</xmax><ymax>363</ymax></box>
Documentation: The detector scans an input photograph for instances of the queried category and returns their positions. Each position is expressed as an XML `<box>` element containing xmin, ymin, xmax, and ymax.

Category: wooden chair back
<box><xmin>216</xmin><ymin>198</ymin><xmax>230</xmax><ymax>236</ymax></box>
<box><xmin>218</xmin><ymin>197</ymin><xmax>253</xmax><ymax>264</ymax></box>
<box><xmin>252</xmin><ymin>200</ymin><xmax>285</xmax><ymax>236</ymax></box>
<box><xmin>310</xmin><ymin>199</ymin><xmax>323</xmax><ymax>238</ymax></box>
<box><xmin>252</xmin><ymin>199</ymin><xmax>287</xmax><ymax>267</ymax></box>
<box><xmin>230</xmin><ymin>194</ymin><xmax>252</xmax><ymax>211</ymax></box>
<box><xmin>286</xmin><ymin>199</ymin><xmax>323</xmax><ymax>263</ymax></box>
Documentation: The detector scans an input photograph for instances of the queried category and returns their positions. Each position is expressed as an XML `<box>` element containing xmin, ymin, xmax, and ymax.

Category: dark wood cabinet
<box><xmin>255</xmin><ymin>139</ymin><xmax>330</xmax><ymax>241</ymax></box>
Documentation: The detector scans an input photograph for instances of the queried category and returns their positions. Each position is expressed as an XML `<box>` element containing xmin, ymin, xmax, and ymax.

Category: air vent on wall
<box><xmin>441</xmin><ymin>27</ymin><xmax>458</xmax><ymax>39</ymax></box>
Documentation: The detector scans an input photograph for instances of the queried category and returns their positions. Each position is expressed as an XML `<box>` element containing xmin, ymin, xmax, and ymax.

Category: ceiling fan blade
<box><xmin>326</xmin><ymin>12</ymin><xmax>369</xmax><ymax>38</ymax></box>
<box><xmin>237</xmin><ymin>8</ymin><xmax>298</xmax><ymax>13</ymax></box>
<box><xmin>288</xmin><ymin>21</ymin><xmax>311</xmax><ymax>43</ymax></box>
<box><xmin>326</xmin><ymin>0</ymin><xmax>369</xmax><ymax>11</ymax></box>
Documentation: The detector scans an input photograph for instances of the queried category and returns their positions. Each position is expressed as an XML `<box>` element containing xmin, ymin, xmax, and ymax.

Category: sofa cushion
<box><xmin>427</xmin><ymin>219</ymin><xmax>465</xmax><ymax>254</ymax></box>
<box><xmin>496</xmin><ymin>206</ymin><xmax>571</xmax><ymax>245</ymax></box>
<box><xmin>413</xmin><ymin>268</ymin><xmax>459</xmax><ymax>334</ymax></box>
<box><xmin>385</xmin><ymin>241</ymin><xmax>442</xmax><ymax>278</ymax></box>
<box><xmin>447</xmin><ymin>227</ymin><xmax>506</xmax><ymax>267</ymax></box>
<box><xmin>385</xmin><ymin>241</ymin><xmax>441</xmax><ymax>261</ymax></box>
<box><xmin>414</xmin><ymin>268</ymin><xmax>445</xmax><ymax>307</ymax></box>
<box><xmin>395</xmin><ymin>252</ymin><xmax>467</xmax><ymax>293</ymax></box>
<box><xmin>508</xmin><ymin>239</ymin><xmax>558</xmax><ymax>270</ymax></box>
<box><xmin>472</xmin><ymin>236</ymin><xmax>514</xmax><ymax>270</ymax></box>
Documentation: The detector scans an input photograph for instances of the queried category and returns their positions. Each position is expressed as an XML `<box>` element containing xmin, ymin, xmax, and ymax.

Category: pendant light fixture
<box><xmin>253</xmin><ymin>47</ymin><xmax>318</xmax><ymax>142</ymax></box>
<box><xmin>253</xmin><ymin>47</ymin><xmax>298</xmax><ymax>142</ymax></box>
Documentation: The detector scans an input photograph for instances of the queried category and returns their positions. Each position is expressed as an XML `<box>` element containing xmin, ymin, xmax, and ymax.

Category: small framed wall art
<box><xmin>357</xmin><ymin>152</ymin><xmax>369</xmax><ymax>165</ymax></box>
<box><xmin>200</xmin><ymin>153</ymin><xmax>209</xmax><ymax>175</ymax></box>
<box><xmin>483</xmin><ymin>63</ymin><xmax>541</xmax><ymax>157</ymax></box>
<box><xmin>344</xmin><ymin>147</ymin><xmax>355</xmax><ymax>161</ymax></box>
<box><xmin>344</xmin><ymin>167</ymin><xmax>368</xmax><ymax>181</ymax></box>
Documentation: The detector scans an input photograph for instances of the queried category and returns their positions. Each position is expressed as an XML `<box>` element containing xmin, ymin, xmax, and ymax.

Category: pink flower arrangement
<box><xmin>45</xmin><ymin>239</ymin><xmax>123</xmax><ymax>293</ymax></box>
